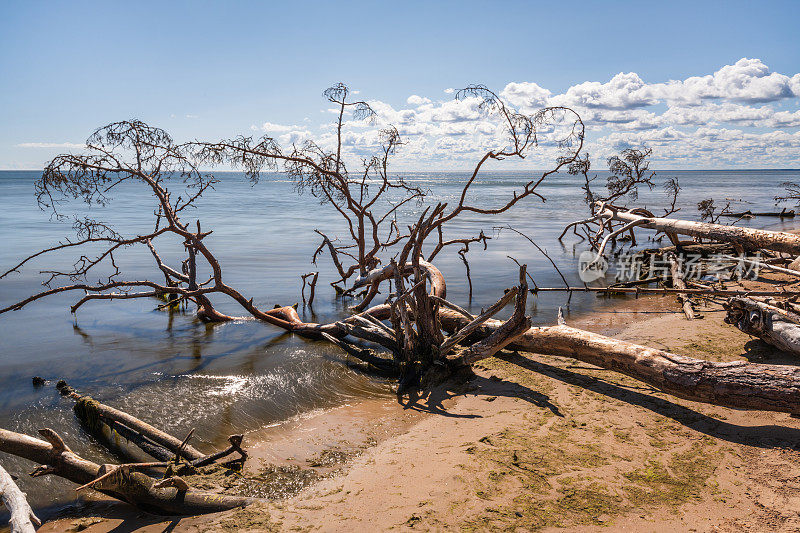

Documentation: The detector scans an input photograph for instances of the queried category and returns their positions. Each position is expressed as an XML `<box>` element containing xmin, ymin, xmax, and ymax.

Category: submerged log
<box><xmin>0</xmin><ymin>463</ymin><xmax>40</xmax><ymax>533</ymax></box>
<box><xmin>721</xmin><ymin>208</ymin><xmax>795</xmax><ymax>218</ymax></box>
<box><xmin>724</xmin><ymin>297</ymin><xmax>800</xmax><ymax>356</ymax></box>
<box><xmin>57</xmin><ymin>383</ymin><xmax>204</xmax><ymax>462</ymax></box>
<box><xmin>597</xmin><ymin>204</ymin><xmax>800</xmax><ymax>255</ymax></box>
<box><xmin>0</xmin><ymin>428</ymin><xmax>256</xmax><ymax>516</ymax></box>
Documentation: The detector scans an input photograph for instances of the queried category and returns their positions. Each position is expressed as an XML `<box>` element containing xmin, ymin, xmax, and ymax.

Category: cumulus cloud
<box><xmin>653</xmin><ymin>58</ymin><xmax>799</xmax><ymax>104</ymax></box>
<box><xmin>407</xmin><ymin>95</ymin><xmax>432</xmax><ymax>106</ymax></box>
<box><xmin>250</xmin><ymin>58</ymin><xmax>800</xmax><ymax>169</ymax></box>
<box><xmin>260</xmin><ymin>121</ymin><xmax>301</xmax><ymax>133</ymax></box>
<box><xmin>16</xmin><ymin>142</ymin><xmax>85</xmax><ymax>149</ymax></box>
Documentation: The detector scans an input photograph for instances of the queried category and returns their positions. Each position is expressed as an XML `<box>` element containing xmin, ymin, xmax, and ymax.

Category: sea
<box><xmin>0</xmin><ymin>168</ymin><xmax>798</xmax><ymax>513</ymax></box>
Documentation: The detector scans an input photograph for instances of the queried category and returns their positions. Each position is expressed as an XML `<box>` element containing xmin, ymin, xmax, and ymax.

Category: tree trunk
<box><xmin>725</xmin><ymin>297</ymin><xmax>800</xmax><ymax>356</ymax></box>
<box><xmin>667</xmin><ymin>252</ymin><xmax>695</xmax><ymax>320</ymax></box>
<box><xmin>0</xmin><ymin>428</ymin><xmax>255</xmax><ymax>516</ymax></box>
<box><xmin>599</xmin><ymin>205</ymin><xmax>800</xmax><ymax>255</ymax></box>
<box><xmin>0</xmin><ymin>463</ymin><xmax>39</xmax><ymax>533</ymax></box>
<box><xmin>438</xmin><ymin>308</ymin><xmax>800</xmax><ymax>414</ymax></box>
<box><xmin>60</xmin><ymin>387</ymin><xmax>204</xmax><ymax>462</ymax></box>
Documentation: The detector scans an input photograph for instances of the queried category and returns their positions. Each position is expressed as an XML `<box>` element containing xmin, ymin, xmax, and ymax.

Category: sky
<box><xmin>1</xmin><ymin>0</ymin><xmax>799</xmax><ymax>170</ymax></box>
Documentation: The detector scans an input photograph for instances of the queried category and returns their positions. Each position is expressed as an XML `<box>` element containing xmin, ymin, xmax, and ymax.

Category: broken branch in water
<box><xmin>531</xmin><ymin>286</ymin><xmax>800</xmax><ymax>297</ymax></box>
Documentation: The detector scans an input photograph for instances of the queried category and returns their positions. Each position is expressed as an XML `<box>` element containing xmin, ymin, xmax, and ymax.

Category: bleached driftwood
<box><xmin>0</xmin><ymin>463</ymin><xmax>40</xmax><ymax>533</ymax></box>
<box><xmin>596</xmin><ymin>204</ymin><xmax>800</xmax><ymax>255</ymax></box>
<box><xmin>0</xmin><ymin>428</ymin><xmax>256</xmax><ymax>516</ymax></box>
<box><xmin>725</xmin><ymin>297</ymin><xmax>800</xmax><ymax>356</ymax></box>
<box><xmin>666</xmin><ymin>252</ymin><xmax>695</xmax><ymax>320</ymax></box>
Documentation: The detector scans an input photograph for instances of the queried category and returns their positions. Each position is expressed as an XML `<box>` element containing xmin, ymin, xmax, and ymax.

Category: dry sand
<box><xmin>32</xmin><ymin>273</ymin><xmax>800</xmax><ymax>532</ymax></box>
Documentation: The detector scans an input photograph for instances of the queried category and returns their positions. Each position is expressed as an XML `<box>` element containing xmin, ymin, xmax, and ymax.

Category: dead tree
<box><xmin>0</xmin><ymin>427</ymin><xmax>255</xmax><ymax>515</ymax></box>
<box><xmin>725</xmin><ymin>297</ymin><xmax>800</xmax><ymax>356</ymax></box>
<box><xmin>560</xmin><ymin>146</ymin><xmax>681</xmax><ymax>247</ymax></box>
<box><xmin>192</xmin><ymin>85</ymin><xmax>431</xmax><ymax>295</ymax></box>
<box><xmin>192</xmin><ymin>84</ymin><xmax>581</xmax><ymax>303</ymax></box>
<box><xmin>8</xmin><ymin>87</ymin><xmax>800</xmax><ymax>518</ymax></box>
<box><xmin>586</xmin><ymin>203</ymin><xmax>800</xmax><ymax>256</ymax></box>
<box><xmin>0</xmin><ymin>463</ymin><xmax>39</xmax><ymax>533</ymax></box>
<box><xmin>0</xmin><ymin>86</ymin><xmax>584</xmax><ymax>379</ymax></box>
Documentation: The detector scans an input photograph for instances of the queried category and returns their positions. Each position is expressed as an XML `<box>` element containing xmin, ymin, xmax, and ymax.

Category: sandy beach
<box><xmin>26</xmin><ymin>267</ymin><xmax>800</xmax><ymax>533</ymax></box>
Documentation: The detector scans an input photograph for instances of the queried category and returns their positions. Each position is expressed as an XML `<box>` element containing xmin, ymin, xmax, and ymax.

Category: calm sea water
<box><xmin>0</xmin><ymin>168</ymin><xmax>798</xmax><ymax>512</ymax></box>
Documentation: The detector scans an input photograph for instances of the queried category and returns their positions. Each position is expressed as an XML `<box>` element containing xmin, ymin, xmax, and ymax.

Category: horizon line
<box><xmin>1</xmin><ymin>167</ymin><xmax>799</xmax><ymax>173</ymax></box>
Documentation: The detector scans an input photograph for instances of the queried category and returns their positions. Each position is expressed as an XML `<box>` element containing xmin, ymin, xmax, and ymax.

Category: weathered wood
<box><xmin>59</xmin><ymin>384</ymin><xmax>204</xmax><ymax>462</ymax></box>
<box><xmin>725</xmin><ymin>297</ymin><xmax>800</xmax><ymax>356</ymax></box>
<box><xmin>441</xmin><ymin>288</ymin><xmax>517</xmax><ymax>355</ymax></box>
<box><xmin>0</xmin><ymin>428</ymin><xmax>256</xmax><ymax>516</ymax></box>
<box><xmin>721</xmin><ymin>208</ymin><xmax>795</xmax><ymax>218</ymax></box>
<box><xmin>104</xmin><ymin>419</ymin><xmax>175</xmax><ymax>462</ymax></box>
<box><xmin>448</xmin><ymin>266</ymin><xmax>531</xmax><ymax>366</ymax></box>
<box><xmin>438</xmin><ymin>307</ymin><xmax>800</xmax><ymax>414</ymax></box>
<box><xmin>667</xmin><ymin>252</ymin><xmax>695</xmax><ymax>320</ymax></box>
<box><xmin>0</xmin><ymin>463</ymin><xmax>40</xmax><ymax>533</ymax></box>
<box><xmin>598</xmin><ymin>204</ymin><xmax>800</xmax><ymax>255</ymax></box>
<box><xmin>532</xmin><ymin>286</ymin><xmax>800</xmax><ymax>297</ymax></box>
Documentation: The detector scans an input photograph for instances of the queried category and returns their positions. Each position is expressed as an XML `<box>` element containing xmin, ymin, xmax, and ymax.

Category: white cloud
<box><xmin>407</xmin><ymin>95</ymin><xmax>431</xmax><ymax>106</ymax></box>
<box><xmin>553</xmin><ymin>72</ymin><xmax>656</xmax><ymax>110</ymax></box>
<box><xmin>500</xmin><ymin>82</ymin><xmax>552</xmax><ymax>110</ymax></box>
<box><xmin>16</xmin><ymin>142</ymin><xmax>85</xmax><ymax>149</ymax></box>
<box><xmin>243</xmin><ymin>58</ymin><xmax>800</xmax><ymax>169</ymax></box>
<box><xmin>260</xmin><ymin>121</ymin><xmax>301</xmax><ymax>133</ymax></box>
<box><xmin>652</xmin><ymin>58</ymin><xmax>798</xmax><ymax>104</ymax></box>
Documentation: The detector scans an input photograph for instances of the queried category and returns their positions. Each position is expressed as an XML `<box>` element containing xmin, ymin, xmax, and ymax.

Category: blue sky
<box><xmin>1</xmin><ymin>0</ymin><xmax>799</xmax><ymax>169</ymax></box>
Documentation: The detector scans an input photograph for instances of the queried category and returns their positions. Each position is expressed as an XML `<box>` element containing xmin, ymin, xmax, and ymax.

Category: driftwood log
<box><xmin>440</xmin><ymin>308</ymin><xmax>800</xmax><ymax>413</ymax></box>
<box><xmin>725</xmin><ymin>297</ymin><xmax>800</xmax><ymax>356</ymax></box>
<box><xmin>532</xmin><ymin>287</ymin><xmax>800</xmax><ymax>297</ymax></box>
<box><xmin>595</xmin><ymin>204</ymin><xmax>800</xmax><ymax>255</ymax></box>
<box><xmin>666</xmin><ymin>252</ymin><xmax>695</xmax><ymax>320</ymax></box>
<box><xmin>57</xmin><ymin>383</ymin><xmax>205</xmax><ymax>462</ymax></box>
<box><xmin>346</xmin><ymin>262</ymin><xmax>800</xmax><ymax>414</ymax></box>
<box><xmin>58</xmin><ymin>382</ymin><xmax>247</xmax><ymax>469</ymax></box>
<box><xmin>0</xmin><ymin>463</ymin><xmax>40</xmax><ymax>533</ymax></box>
<box><xmin>0</xmin><ymin>428</ymin><xmax>256</xmax><ymax>516</ymax></box>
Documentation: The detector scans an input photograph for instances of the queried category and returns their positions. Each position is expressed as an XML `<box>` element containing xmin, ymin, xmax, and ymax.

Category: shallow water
<box><xmin>0</xmin><ymin>168</ymin><xmax>798</xmax><ymax>512</ymax></box>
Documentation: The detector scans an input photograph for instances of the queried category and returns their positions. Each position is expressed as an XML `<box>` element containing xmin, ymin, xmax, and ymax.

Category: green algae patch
<box><xmin>623</xmin><ymin>441</ymin><xmax>723</xmax><ymax>507</ymax></box>
<box><xmin>73</xmin><ymin>396</ymin><xmax>103</xmax><ymax>434</ymax></box>
<box><xmin>458</xmin><ymin>351</ymin><xmax>725</xmax><ymax>531</ymax></box>
<box><xmin>185</xmin><ymin>461</ymin><xmax>322</xmax><ymax>500</ymax></box>
<box><xmin>216</xmin><ymin>504</ymin><xmax>282</xmax><ymax>532</ymax></box>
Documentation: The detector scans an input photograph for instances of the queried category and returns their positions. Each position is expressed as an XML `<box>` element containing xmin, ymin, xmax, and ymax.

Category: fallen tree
<box><xmin>0</xmin><ymin>428</ymin><xmax>256</xmax><ymax>515</ymax></box>
<box><xmin>7</xmin><ymin>85</ymin><xmax>800</xmax><ymax>525</ymax></box>
<box><xmin>591</xmin><ymin>203</ymin><xmax>800</xmax><ymax>255</ymax></box>
<box><xmin>725</xmin><ymin>297</ymin><xmax>800</xmax><ymax>356</ymax></box>
<box><xmin>439</xmin><ymin>303</ymin><xmax>800</xmax><ymax>414</ymax></box>
<box><xmin>0</xmin><ymin>463</ymin><xmax>39</xmax><ymax>533</ymax></box>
